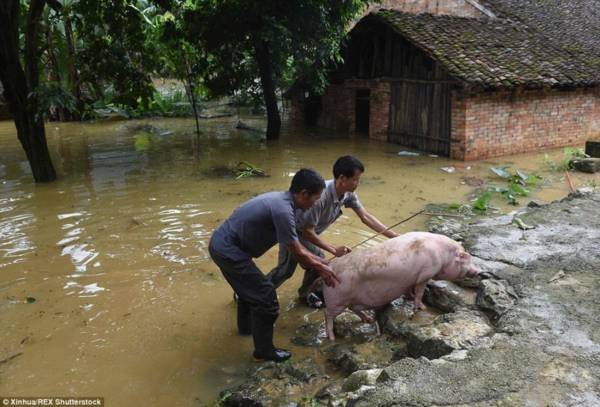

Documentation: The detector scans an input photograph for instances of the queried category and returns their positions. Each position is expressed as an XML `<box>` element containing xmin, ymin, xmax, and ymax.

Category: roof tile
<box><xmin>374</xmin><ymin>9</ymin><xmax>600</xmax><ymax>88</ymax></box>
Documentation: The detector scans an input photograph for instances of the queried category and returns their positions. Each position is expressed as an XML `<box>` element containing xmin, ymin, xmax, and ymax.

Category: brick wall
<box><xmin>363</xmin><ymin>80</ymin><xmax>391</xmax><ymax>141</ymax></box>
<box><xmin>451</xmin><ymin>87</ymin><xmax>600</xmax><ymax>160</ymax></box>
<box><xmin>318</xmin><ymin>84</ymin><xmax>355</xmax><ymax>133</ymax></box>
<box><xmin>450</xmin><ymin>91</ymin><xmax>467</xmax><ymax>159</ymax></box>
<box><xmin>316</xmin><ymin>79</ymin><xmax>391</xmax><ymax>140</ymax></box>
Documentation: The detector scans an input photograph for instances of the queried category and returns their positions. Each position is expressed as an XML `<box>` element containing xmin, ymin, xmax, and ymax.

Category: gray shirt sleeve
<box><xmin>301</xmin><ymin>198</ymin><xmax>325</xmax><ymax>228</ymax></box>
<box><xmin>273</xmin><ymin>204</ymin><xmax>299</xmax><ymax>246</ymax></box>
<box><xmin>344</xmin><ymin>192</ymin><xmax>362</xmax><ymax>209</ymax></box>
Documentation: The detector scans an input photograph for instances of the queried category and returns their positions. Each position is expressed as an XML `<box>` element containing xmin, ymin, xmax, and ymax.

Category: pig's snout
<box><xmin>466</xmin><ymin>265</ymin><xmax>480</xmax><ymax>278</ymax></box>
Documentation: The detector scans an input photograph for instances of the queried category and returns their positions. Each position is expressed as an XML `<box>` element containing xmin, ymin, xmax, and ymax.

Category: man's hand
<box><xmin>333</xmin><ymin>245</ymin><xmax>352</xmax><ymax>257</ymax></box>
<box><xmin>315</xmin><ymin>262</ymin><xmax>341</xmax><ymax>287</ymax></box>
<box><xmin>353</xmin><ymin>207</ymin><xmax>400</xmax><ymax>239</ymax></box>
<box><xmin>289</xmin><ymin>240</ymin><xmax>342</xmax><ymax>288</ymax></box>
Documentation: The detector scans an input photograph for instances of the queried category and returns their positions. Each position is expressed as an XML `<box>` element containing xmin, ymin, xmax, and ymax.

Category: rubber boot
<box><xmin>237</xmin><ymin>299</ymin><xmax>252</xmax><ymax>336</ymax></box>
<box><xmin>251</xmin><ymin>309</ymin><xmax>291</xmax><ymax>362</ymax></box>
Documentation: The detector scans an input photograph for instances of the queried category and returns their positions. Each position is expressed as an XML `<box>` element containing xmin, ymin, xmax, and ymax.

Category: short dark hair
<box><xmin>333</xmin><ymin>155</ymin><xmax>365</xmax><ymax>179</ymax></box>
<box><xmin>290</xmin><ymin>168</ymin><xmax>325</xmax><ymax>194</ymax></box>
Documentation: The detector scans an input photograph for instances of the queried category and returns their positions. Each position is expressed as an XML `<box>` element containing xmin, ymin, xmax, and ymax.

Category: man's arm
<box><xmin>302</xmin><ymin>225</ymin><xmax>352</xmax><ymax>257</ymax></box>
<box><xmin>287</xmin><ymin>240</ymin><xmax>341</xmax><ymax>287</ymax></box>
<box><xmin>352</xmin><ymin>207</ymin><xmax>399</xmax><ymax>238</ymax></box>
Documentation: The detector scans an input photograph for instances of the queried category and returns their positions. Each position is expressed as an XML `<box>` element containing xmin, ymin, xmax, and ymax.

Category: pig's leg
<box><xmin>413</xmin><ymin>282</ymin><xmax>427</xmax><ymax>310</ymax></box>
<box><xmin>325</xmin><ymin>306</ymin><xmax>344</xmax><ymax>341</ymax></box>
<box><xmin>350</xmin><ymin>306</ymin><xmax>375</xmax><ymax>324</ymax></box>
<box><xmin>350</xmin><ymin>306</ymin><xmax>380</xmax><ymax>336</ymax></box>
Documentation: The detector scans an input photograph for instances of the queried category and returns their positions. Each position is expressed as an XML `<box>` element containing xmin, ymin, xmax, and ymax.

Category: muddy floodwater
<box><xmin>0</xmin><ymin>115</ymin><xmax>598</xmax><ymax>405</ymax></box>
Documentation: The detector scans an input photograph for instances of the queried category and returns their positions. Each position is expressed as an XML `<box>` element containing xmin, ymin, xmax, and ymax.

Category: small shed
<box><xmin>288</xmin><ymin>0</ymin><xmax>600</xmax><ymax>160</ymax></box>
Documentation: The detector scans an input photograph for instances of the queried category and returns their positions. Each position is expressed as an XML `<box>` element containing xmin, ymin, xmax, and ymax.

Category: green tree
<box><xmin>72</xmin><ymin>0</ymin><xmax>156</xmax><ymax>108</ymax></box>
<box><xmin>139</xmin><ymin>4</ymin><xmax>205</xmax><ymax>136</ymax></box>
<box><xmin>181</xmin><ymin>0</ymin><xmax>373</xmax><ymax>140</ymax></box>
<box><xmin>0</xmin><ymin>0</ymin><xmax>58</xmax><ymax>181</ymax></box>
<box><xmin>40</xmin><ymin>0</ymin><xmax>82</xmax><ymax>121</ymax></box>
<box><xmin>0</xmin><ymin>0</ymin><xmax>157</xmax><ymax>182</ymax></box>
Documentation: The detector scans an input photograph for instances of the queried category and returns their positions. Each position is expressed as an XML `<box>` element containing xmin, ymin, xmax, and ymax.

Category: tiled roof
<box><xmin>480</xmin><ymin>0</ymin><xmax>600</xmax><ymax>59</ymax></box>
<box><xmin>373</xmin><ymin>9</ymin><xmax>600</xmax><ymax>88</ymax></box>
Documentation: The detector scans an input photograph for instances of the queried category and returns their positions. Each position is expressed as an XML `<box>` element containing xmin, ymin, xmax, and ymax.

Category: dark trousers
<box><xmin>209</xmin><ymin>243</ymin><xmax>279</xmax><ymax>353</ymax></box>
<box><xmin>266</xmin><ymin>239</ymin><xmax>324</xmax><ymax>299</ymax></box>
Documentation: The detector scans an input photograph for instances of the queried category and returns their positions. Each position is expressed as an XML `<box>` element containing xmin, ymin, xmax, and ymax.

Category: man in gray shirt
<box><xmin>209</xmin><ymin>169</ymin><xmax>339</xmax><ymax>362</ymax></box>
<box><xmin>268</xmin><ymin>156</ymin><xmax>398</xmax><ymax>307</ymax></box>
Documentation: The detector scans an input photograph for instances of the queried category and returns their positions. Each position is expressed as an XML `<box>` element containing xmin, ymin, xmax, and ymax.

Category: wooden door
<box><xmin>389</xmin><ymin>81</ymin><xmax>451</xmax><ymax>156</ymax></box>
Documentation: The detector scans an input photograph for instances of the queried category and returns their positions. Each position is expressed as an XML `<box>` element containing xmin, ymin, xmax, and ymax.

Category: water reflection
<box><xmin>63</xmin><ymin>280</ymin><xmax>106</xmax><ymax>296</ymax></box>
<box><xmin>61</xmin><ymin>244</ymin><xmax>100</xmax><ymax>273</ymax></box>
<box><xmin>0</xmin><ymin>213</ymin><xmax>36</xmax><ymax>264</ymax></box>
<box><xmin>57</xmin><ymin>210</ymin><xmax>100</xmax><ymax>274</ymax></box>
<box><xmin>152</xmin><ymin>205</ymin><xmax>212</xmax><ymax>265</ymax></box>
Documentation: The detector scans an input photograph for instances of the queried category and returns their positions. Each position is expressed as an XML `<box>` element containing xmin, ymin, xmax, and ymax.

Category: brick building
<box><xmin>287</xmin><ymin>0</ymin><xmax>600</xmax><ymax>160</ymax></box>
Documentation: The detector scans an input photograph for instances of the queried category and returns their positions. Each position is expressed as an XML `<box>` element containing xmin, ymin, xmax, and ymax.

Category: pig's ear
<box><xmin>454</xmin><ymin>248</ymin><xmax>470</xmax><ymax>263</ymax></box>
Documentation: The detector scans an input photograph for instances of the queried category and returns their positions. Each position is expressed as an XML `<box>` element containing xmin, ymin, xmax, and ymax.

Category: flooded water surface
<box><xmin>0</xmin><ymin>116</ymin><xmax>597</xmax><ymax>405</ymax></box>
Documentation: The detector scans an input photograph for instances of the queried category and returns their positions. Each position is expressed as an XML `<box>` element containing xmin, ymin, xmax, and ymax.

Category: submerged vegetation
<box><xmin>86</xmin><ymin>86</ymin><xmax>198</xmax><ymax>120</ymax></box>
<box><xmin>202</xmin><ymin>161</ymin><xmax>267</xmax><ymax>180</ymax></box>
<box><xmin>235</xmin><ymin>161</ymin><xmax>267</xmax><ymax>179</ymax></box>
<box><xmin>470</xmin><ymin>167</ymin><xmax>542</xmax><ymax>213</ymax></box>
<box><xmin>429</xmin><ymin>165</ymin><xmax>545</xmax><ymax>216</ymax></box>
<box><xmin>428</xmin><ymin>149</ymin><xmax>596</xmax><ymax>220</ymax></box>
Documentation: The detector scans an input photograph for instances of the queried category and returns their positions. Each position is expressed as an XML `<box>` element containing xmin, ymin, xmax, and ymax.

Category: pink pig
<box><xmin>323</xmin><ymin>232</ymin><xmax>480</xmax><ymax>340</ymax></box>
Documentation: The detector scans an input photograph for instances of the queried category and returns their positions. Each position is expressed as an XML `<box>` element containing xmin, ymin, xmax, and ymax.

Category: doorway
<box><xmin>355</xmin><ymin>89</ymin><xmax>370</xmax><ymax>134</ymax></box>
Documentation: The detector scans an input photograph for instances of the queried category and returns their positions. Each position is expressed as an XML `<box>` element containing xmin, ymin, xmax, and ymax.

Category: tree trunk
<box><xmin>184</xmin><ymin>57</ymin><xmax>201</xmax><ymax>137</ymax></box>
<box><xmin>13</xmin><ymin>105</ymin><xmax>58</xmax><ymax>182</ymax></box>
<box><xmin>63</xmin><ymin>13</ymin><xmax>83</xmax><ymax>120</ymax></box>
<box><xmin>0</xmin><ymin>0</ymin><xmax>57</xmax><ymax>182</ymax></box>
<box><xmin>253</xmin><ymin>38</ymin><xmax>281</xmax><ymax>140</ymax></box>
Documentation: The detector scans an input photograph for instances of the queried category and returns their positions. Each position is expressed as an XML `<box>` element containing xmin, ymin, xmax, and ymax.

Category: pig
<box><xmin>323</xmin><ymin>232</ymin><xmax>480</xmax><ymax>340</ymax></box>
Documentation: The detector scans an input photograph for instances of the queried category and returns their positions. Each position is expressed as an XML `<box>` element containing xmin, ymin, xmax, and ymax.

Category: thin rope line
<box><xmin>349</xmin><ymin>209</ymin><xmax>426</xmax><ymax>250</ymax></box>
<box><xmin>326</xmin><ymin>209</ymin><xmax>426</xmax><ymax>262</ymax></box>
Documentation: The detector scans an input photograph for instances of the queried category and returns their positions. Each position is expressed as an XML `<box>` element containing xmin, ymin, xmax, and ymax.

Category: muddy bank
<box><xmin>218</xmin><ymin>189</ymin><xmax>600</xmax><ymax>406</ymax></box>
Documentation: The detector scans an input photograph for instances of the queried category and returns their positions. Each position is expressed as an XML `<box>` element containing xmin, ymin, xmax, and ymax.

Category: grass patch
<box><xmin>543</xmin><ymin>148</ymin><xmax>589</xmax><ymax>172</ymax></box>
